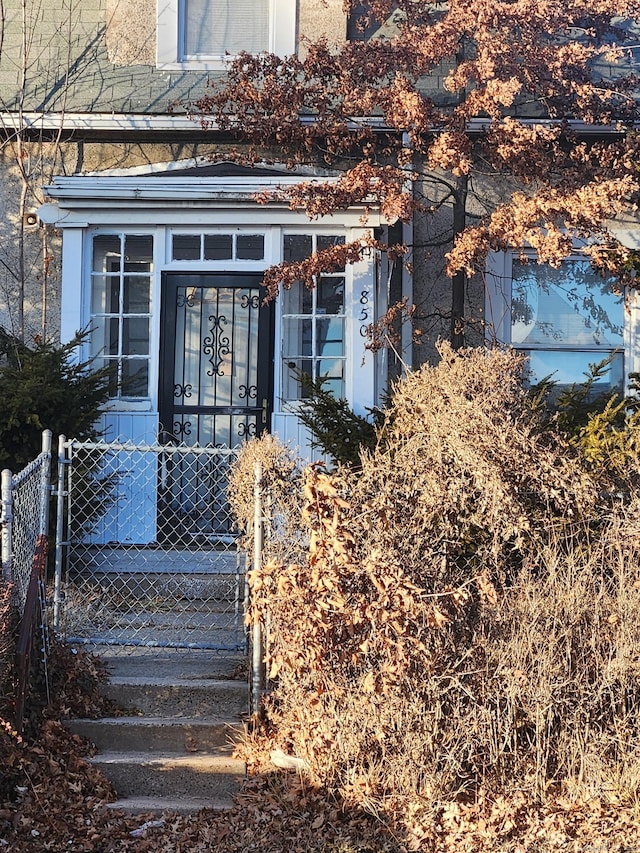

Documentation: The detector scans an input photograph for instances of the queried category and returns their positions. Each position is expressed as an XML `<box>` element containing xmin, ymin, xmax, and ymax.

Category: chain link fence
<box><xmin>1</xmin><ymin>430</ymin><xmax>52</xmax><ymax>609</ymax></box>
<box><xmin>1</xmin><ymin>431</ymin><xmax>53</xmax><ymax>731</ymax></box>
<box><xmin>54</xmin><ymin>438</ymin><xmax>246</xmax><ymax>653</ymax></box>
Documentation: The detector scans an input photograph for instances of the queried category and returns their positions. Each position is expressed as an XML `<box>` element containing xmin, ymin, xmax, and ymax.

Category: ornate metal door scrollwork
<box><xmin>203</xmin><ymin>315</ymin><xmax>230</xmax><ymax>377</ymax></box>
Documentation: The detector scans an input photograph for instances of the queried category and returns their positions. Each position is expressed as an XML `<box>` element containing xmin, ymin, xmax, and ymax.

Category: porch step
<box><xmin>103</xmin><ymin>796</ymin><xmax>233</xmax><ymax>815</ymax></box>
<box><xmin>101</xmin><ymin>677</ymin><xmax>248</xmax><ymax>717</ymax></box>
<box><xmin>66</xmin><ymin>716</ymin><xmax>238</xmax><ymax>752</ymax></box>
<box><xmin>88</xmin><ymin>749</ymin><xmax>245</xmax><ymax>801</ymax></box>
<box><xmin>76</xmin><ymin>570</ymin><xmax>243</xmax><ymax>600</ymax></box>
<box><xmin>67</xmin><ymin>651</ymin><xmax>248</xmax><ymax>814</ymax></box>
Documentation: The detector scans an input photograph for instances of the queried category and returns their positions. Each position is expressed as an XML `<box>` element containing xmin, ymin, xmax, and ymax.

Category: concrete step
<box><xmin>71</xmin><ymin>572</ymin><xmax>244</xmax><ymax>601</ymax></box>
<box><xmin>88</xmin><ymin>748</ymin><xmax>245</xmax><ymax>799</ymax></box>
<box><xmin>66</xmin><ymin>716</ymin><xmax>242</xmax><ymax>752</ymax></box>
<box><xmin>102</xmin><ymin>677</ymin><xmax>249</xmax><ymax>717</ymax></box>
<box><xmin>99</xmin><ymin>651</ymin><xmax>246</xmax><ymax>680</ymax></box>
<box><xmin>104</xmin><ymin>795</ymin><xmax>234</xmax><ymax>814</ymax></box>
<box><xmin>66</xmin><ymin>650</ymin><xmax>249</xmax><ymax>814</ymax></box>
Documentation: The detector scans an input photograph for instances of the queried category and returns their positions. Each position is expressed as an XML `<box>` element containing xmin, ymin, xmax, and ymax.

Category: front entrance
<box><xmin>160</xmin><ymin>273</ymin><xmax>273</xmax><ymax>445</ymax></box>
<box><xmin>158</xmin><ymin>273</ymin><xmax>273</xmax><ymax>540</ymax></box>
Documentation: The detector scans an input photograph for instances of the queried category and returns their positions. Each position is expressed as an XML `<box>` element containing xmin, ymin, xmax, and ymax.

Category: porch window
<box><xmin>157</xmin><ymin>0</ymin><xmax>296</xmax><ymax>70</ymax></box>
<box><xmin>281</xmin><ymin>234</ymin><xmax>346</xmax><ymax>401</ymax></box>
<box><xmin>506</xmin><ymin>257</ymin><xmax>624</xmax><ymax>392</ymax></box>
<box><xmin>90</xmin><ymin>234</ymin><xmax>153</xmax><ymax>399</ymax></box>
<box><xmin>171</xmin><ymin>232</ymin><xmax>265</xmax><ymax>262</ymax></box>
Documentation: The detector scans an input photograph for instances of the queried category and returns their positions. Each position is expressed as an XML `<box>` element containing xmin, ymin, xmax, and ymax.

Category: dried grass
<box><xmin>231</xmin><ymin>343</ymin><xmax>640</xmax><ymax>838</ymax></box>
<box><xmin>228</xmin><ymin>431</ymin><xmax>307</xmax><ymax>567</ymax></box>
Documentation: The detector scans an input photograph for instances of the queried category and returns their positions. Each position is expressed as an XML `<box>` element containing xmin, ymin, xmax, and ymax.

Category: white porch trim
<box><xmin>46</xmin><ymin>163</ymin><xmax>387</xmax><ymax>460</ymax></box>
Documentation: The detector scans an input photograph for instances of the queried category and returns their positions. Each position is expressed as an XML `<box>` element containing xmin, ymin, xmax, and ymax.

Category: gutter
<box><xmin>2</xmin><ymin>111</ymin><xmax>637</xmax><ymax>136</ymax></box>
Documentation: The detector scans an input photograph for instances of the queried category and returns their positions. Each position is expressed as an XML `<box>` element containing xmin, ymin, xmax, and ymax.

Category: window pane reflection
<box><xmin>512</xmin><ymin>260</ymin><xmax>623</xmax><ymax>347</ymax></box>
<box><xmin>317</xmin><ymin>277</ymin><xmax>344</xmax><ymax>315</ymax></box>
<box><xmin>510</xmin><ymin>259</ymin><xmax>625</xmax><ymax>395</ymax></box>
<box><xmin>237</xmin><ymin>234</ymin><xmax>264</xmax><ymax>260</ymax></box>
<box><xmin>204</xmin><ymin>234</ymin><xmax>232</xmax><ymax>260</ymax></box>
<box><xmin>524</xmin><ymin>349</ymin><xmax>624</xmax><ymax>391</ymax></box>
<box><xmin>173</xmin><ymin>234</ymin><xmax>201</xmax><ymax>260</ymax></box>
<box><xmin>281</xmin><ymin>233</ymin><xmax>347</xmax><ymax>401</ymax></box>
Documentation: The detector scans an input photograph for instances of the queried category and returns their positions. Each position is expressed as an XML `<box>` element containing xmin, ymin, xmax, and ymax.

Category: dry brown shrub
<box><xmin>228</xmin><ymin>432</ymin><xmax>306</xmax><ymax>568</ymax></box>
<box><xmin>357</xmin><ymin>342</ymin><xmax>599</xmax><ymax>586</ymax></box>
<box><xmin>234</xmin><ymin>344</ymin><xmax>640</xmax><ymax>836</ymax></box>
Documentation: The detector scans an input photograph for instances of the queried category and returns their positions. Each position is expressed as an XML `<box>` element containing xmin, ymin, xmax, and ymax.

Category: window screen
<box><xmin>183</xmin><ymin>0</ymin><xmax>269</xmax><ymax>57</ymax></box>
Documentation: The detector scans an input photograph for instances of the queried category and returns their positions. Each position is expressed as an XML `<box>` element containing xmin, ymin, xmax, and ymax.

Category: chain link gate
<box><xmin>54</xmin><ymin>438</ymin><xmax>246</xmax><ymax>653</ymax></box>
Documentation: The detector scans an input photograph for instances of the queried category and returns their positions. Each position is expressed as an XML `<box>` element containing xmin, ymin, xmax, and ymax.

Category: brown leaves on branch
<box><xmin>447</xmin><ymin>175</ymin><xmax>638</xmax><ymax>275</ymax></box>
<box><xmin>254</xmin><ymin>161</ymin><xmax>419</xmax><ymax>223</ymax></box>
<box><xmin>261</xmin><ymin>236</ymin><xmax>380</xmax><ymax>298</ymax></box>
<box><xmin>188</xmin><ymin>0</ymin><xmax>640</xmax><ymax>306</ymax></box>
<box><xmin>195</xmin><ymin>0</ymin><xmax>640</xmax><ymax>139</ymax></box>
<box><xmin>365</xmin><ymin>295</ymin><xmax>419</xmax><ymax>353</ymax></box>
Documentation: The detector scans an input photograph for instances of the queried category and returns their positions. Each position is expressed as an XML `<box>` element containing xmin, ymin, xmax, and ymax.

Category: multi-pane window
<box><xmin>171</xmin><ymin>232</ymin><xmax>265</xmax><ymax>262</ymax></box>
<box><xmin>281</xmin><ymin>234</ymin><xmax>346</xmax><ymax>401</ymax></box>
<box><xmin>90</xmin><ymin>234</ymin><xmax>153</xmax><ymax>399</ymax></box>
<box><xmin>509</xmin><ymin>258</ymin><xmax>624</xmax><ymax>392</ymax></box>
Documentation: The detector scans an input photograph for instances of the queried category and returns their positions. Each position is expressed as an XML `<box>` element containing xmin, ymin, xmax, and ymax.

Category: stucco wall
<box><xmin>105</xmin><ymin>0</ymin><xmax>156</xmax><ymax>67</ymax></box>
<box><xmin>0</xmin><ymin>143</ymin><xmax>64</xmax><ymax>341</ymax></box>
<box><xmin>298</xmin><ymin>0</ymin><xmax>346</xmax><ymax>55</ymax></box>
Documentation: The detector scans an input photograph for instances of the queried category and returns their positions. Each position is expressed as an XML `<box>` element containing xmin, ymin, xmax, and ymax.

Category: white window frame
<box><xmin>87</xmin><ymin>230</ymin><xmax>157</xmax><ymax>407</ymax></box>
<box><xmin>157</xmin><ymin>0</ymin><xmax>297</xmax><ymax>70</ymax></box>
<box><xmin>272</xmin><ymin>228</ymin><xmax>376</xmax><ymax>417</ymax></box>
<box><xmin>166</xmin><ymin>228</ymin><xmax>269</xmax><ymax>267</ymax></box>
<box><xmin>279</xmin><ymin>232</ymin><xmax>348</xmax><ymax>405</ymax></box>
<box><xmin>485</xmin><ymin>249</ymin><xmax>633</xmax><ymax>393</ymax></box>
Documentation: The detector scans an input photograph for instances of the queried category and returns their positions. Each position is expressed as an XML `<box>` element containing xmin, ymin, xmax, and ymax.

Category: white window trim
<box><xmin>273</xmin><ymin>227</ymin><xmax>376</xmax><ymax>418</ymax></box>
<box><xmin>166</xmin><ymin>228</ymin><xmax>269</xmax><ymax>268</ymax></box>
<box><xmin>157</xmin><ymin>0</ymin><xmax>297</xmax><ymax>70</ymax></box>
<box><xmin>86</xmin><ymin>229</ymin><xmax>158</xmax><ymax>411</ymax></box>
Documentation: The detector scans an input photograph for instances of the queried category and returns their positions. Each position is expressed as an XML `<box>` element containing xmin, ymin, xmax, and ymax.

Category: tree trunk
<box><xmin>450</xmin><ymin>174</ymin><xmax>468</xmax><ymax>349</ymax></box>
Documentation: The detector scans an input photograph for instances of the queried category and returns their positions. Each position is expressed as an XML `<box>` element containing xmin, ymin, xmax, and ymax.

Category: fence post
<box><xmin>1</xmin><ymin>468</ymin><xmax>12</xmax><ymax>583</ymax></box>
<box><xmin>39</xmin><ymin>430</ymin><xmax>53</xmax><ymax>537</ymax></box>
<box><xmin>251</xmin><ymin>460</ymin><xmax>265</xmax><ymax>717</ymax></box>
<box><xmin>53</xmin><ymin>435</ymin><xmax>67</xmax><ymax>632</ymax></box>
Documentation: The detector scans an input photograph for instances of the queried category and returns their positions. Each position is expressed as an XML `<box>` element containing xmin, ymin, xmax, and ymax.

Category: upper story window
<box><xmin>157</xmin><ymin>0</ymin><xmax>296</xmax><ymax>70</ymax></box>
<box><xmin>488</xmin><ymin>255</ymin><xmax>625</xmax><ymax>394</ymax></box>
<box><xmin>90</xmin><ymin>234</ymin><xmax>153</xmax><ymax>399</ymax></box>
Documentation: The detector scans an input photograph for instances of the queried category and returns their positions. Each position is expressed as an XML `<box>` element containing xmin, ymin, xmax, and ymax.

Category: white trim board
<box><xmin>40</xmin><ymin>174</ymin><xmax>385</xmax><ymax>228</ymax></box>
<box><xmin>6</xmin><ymin>112</ymin><xmax>637</xmax><ymax>135</ymax></box>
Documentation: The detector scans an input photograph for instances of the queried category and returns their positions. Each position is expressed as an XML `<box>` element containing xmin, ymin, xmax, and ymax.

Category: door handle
<box><xmin>261</xmin><ymin>398</ymin><xmax>268</xmax><ymax>425</ymax></box>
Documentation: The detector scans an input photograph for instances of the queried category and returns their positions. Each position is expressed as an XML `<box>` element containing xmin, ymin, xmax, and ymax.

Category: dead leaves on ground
<box><xmin>3</xmin><ymin>719</ymin><xmax>640</xmax><ymax>853</ymax></box>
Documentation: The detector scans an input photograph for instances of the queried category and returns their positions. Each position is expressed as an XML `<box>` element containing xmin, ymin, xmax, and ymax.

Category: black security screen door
<box><xmin>158</xmin><ymin>273</ymin><xmax>273</xmax><ymax>541</ymax></box>
<box><xmin>160</xmin><ymin>273</ymin><xmax>273</xmax><ymax>447</ymax></box>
